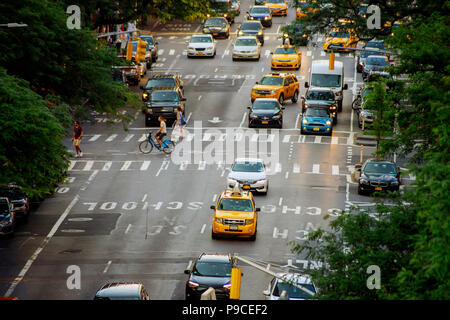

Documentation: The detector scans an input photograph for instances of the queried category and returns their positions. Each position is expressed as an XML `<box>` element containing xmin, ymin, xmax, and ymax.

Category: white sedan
<box><xmin>187</xmin><ymin>34</ymin><xmax>216</xmax><ymax>58</ymax></box>
<box><xmin>227</xmin><ymin>158</ymin><xmax>268</xmax><ymax>194</ymax></box>
<box><xmin>232</xmin><ymin>36</ymin><xmax>261</xmax><ymax>61</ymax></box>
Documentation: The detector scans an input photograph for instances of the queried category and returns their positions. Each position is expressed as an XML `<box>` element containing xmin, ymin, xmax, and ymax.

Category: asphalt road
<box><xmin>0</xmin><ymin>0</ymin><xmax>416</xmax><ymax>300</ymax></box>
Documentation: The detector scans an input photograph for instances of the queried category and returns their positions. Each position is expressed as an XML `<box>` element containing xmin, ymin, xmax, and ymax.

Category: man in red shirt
<box><xmin>72</xmin><ymin>121</ymin><xmax>83</xmax><ymax>157</ymax></box>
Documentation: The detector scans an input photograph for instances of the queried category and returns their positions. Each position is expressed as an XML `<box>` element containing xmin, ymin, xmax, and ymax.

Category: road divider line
<box><xmin>239</xmin><ymin>112</ymin><xmax>247</xmax><ymax>128</ymax></box>
<box><xmin>200</xmin><ymin>224</ymin><xmax>206</xmax><ymax>234</ymax></box>
<box><xmin>125</xmin><ymin>224</ymin><xmax>132</xmax><ymax>234</ymax></box>
<box><xmin>103</xmin><ymin>261</ymin><xmax>112</xmax><ymax>273</ymax></box>
<box><xmin>140</xmin><ymin>161</ymin><xmax>151</xmax><ymax>171</ymax></box>
<box><xmin>83</xmin><ymin>161</ymin><xmax>94</xmax><ymax>171</ymax></box>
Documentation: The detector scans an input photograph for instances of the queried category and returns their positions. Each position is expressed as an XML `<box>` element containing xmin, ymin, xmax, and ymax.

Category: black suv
<box><xmin>184</xmin><ymin>253</ymin><xmax>233</xmax><ymax>300</ymax></box>
<box><xmin>145</xmin><ymin>87</ymin><xmax>186</xmax><ymax>126</ymax></box>
<box><xmin>0</xmin><ymin>197</ymin><xmax>15</xmax><ymax>236</ymax></box>
<box><xmin>357</xmin><ymin>159</ymin><xmax>401</xmax><ymax>195</ymax></box>
<box><xmin>140</xmin><ymin>74</ymin><xmax>184</xmax><ymax>102</ymax></box>
<box><xmin>0</xmin><ymin>184</ymin><xmax>30</xmax><ymax>219</ymax></box>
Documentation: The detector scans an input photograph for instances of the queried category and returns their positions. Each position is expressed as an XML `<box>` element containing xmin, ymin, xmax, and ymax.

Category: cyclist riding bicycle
<box><xmin>155</xmin><ymin>116</ymin><xmax>167</xmax><ymax>149</ymax></box>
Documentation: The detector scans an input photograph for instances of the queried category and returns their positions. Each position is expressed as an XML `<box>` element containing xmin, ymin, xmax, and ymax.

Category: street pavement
<box><xmin>0</xmin><ymin>0</ymin><xmax>415</xmax><ymax>300</ymax></box>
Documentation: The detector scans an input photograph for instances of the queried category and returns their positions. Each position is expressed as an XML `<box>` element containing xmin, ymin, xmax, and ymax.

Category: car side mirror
<box><xmin>281</xmin><ymin>107</ymin><xmax>286</xmax><ymax>110</ymax></box>
<box><xmin>255</xmin><ymin>81</ymin><xmax>259</xmax><ymax>84</ymax></box>
<box><xmin>305</xmin><ymin>82</ymin><xmax>309</xmax><ymax>88</ymax></box>
<box><xmin>180</xmin><ymin>85</ymin><xmax>183</xmax><ymax>89</ymax></box>
<box><xmin>155</xmin><ymin>42</ymin><xmax>159</xmax><ymax>45</ymax></box>
<box><xmin>210</xmin><ymin>205</ymin><xmax>215</xmax><ymax>210</ymax></box>
<box><xmin>181</xmin><ymin>98</ymin><xmax>187</xmax><ymax>101</ymax></box>
<box><xmin>344</xmin><ymin>83</ymin><xmax>348</xmax><ymax>90</ymax></box>
<box><xmin>184</xmin><ymin>269</ymin><xmax>191</xmax><ymax>275</ymax></box>
<box><xmin>301</xmin><ymin>95</ymin><xmax>305</xmax><ymax>100</ymax></box>
<box><xmin>247</xmin><ymin>106</ymin><xmax>251</xmax><ymax>109</ymax></box>
<box><xmin>263</xmin><ymin>289</ymin><xmax>270</xmax><ymax>296</ymax></box>
<box><xmin>256</xmin><ymin>208</ymin><xmax>261</xmax><ymax>212</ymax></box>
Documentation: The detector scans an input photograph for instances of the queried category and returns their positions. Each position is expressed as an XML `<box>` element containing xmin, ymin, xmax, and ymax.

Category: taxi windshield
<box><xmin>232</xmin><ymin>161</ymin><xmax>264</xmax><ymax>172</ymax></box>
<box><xmin>311</xmin><ymin>74</ymin><xmax>341</xmax><ymax>87</ymax></box>
<box><xmin>329</xmin><ymin>31</ymin><xmax>350</xmax><ymax>38</ymax></box>
<box><xmin>364</xmin><ymin>162</ymin><xmax>397</xmax><ymax>175</ymax></box>
<box><xmin>251</xmin><ymin>7</ymin><xmax>270</xmax><ymax>14</ymax></box>
<box><xmin>274</xmin><ymin>47</ymin><xmax>297</xmax><ymax>54</ymax></box>
<box><xmin>235</xmin><ymin>38</ymin><xmax>258</xmax><ymax>46</ymax></box>
<box><xmin>218</xmin><ymin>198</ymin><xmax>253</xmax><ymax>212</ymax></box>
<box><xmin>150</xmin><ymin>91</ymin><xmax>179</xmax><ymax>102</ymax></box>
<box><xmin>191</xmin><ymin>36</ymin><xmax>212</xmax><ymax>43</ymax></box>
<box><xmin>306</xmin><ymin>90</ymin><xmax>334</xmax><ymax>101</ymax></box>
<box><xmin>205</xmin><ymin>18</ymin><xmax>226</xmax><ymax>27</ymax></box>
<box><xmin>305</xmin><ymin>108</ymin><xmax>330</xmax><ymax>117</ymax></box>
<box><xmin>259</xmin><ymin>76</ymin><xmax>283</xmax><ymax>86</ymax></box>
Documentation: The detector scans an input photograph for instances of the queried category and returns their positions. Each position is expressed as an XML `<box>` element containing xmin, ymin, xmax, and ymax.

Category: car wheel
<box><xmin>232</xmin><ymin>57</ymin><xmax>236</xmax><ymax>61</ymax></box>
<box><xmin>357</xmin><ymin>185</ymin><xmax>364</xmax><ymax>195</ymax></box>
<box><xmin>291</xmin><ymin>90</ymin><xmax>299</xmax><ymax>103</ymax></box>
<box><xmin>278</xmin><ymin>94</ymin><xmax>284</xmax><ymax>105</ymax></box>
<box><xmin>145</xmin><ymin>117</ymin><xmax>152</xmax><ymax>127</ymax></box>
<box><xmin>249</xmin><ymin>227</ymin><xmax>257</xmax><ymax>241</ymax></box>
<box><xmin>211</xmin><ymin>230</ymin><xmax>218</xmax><ymax>240</ymax></box>
<box><xmin>333</xmin><ymin>116</ymin><xmax>338</xmax><ymax>125</ymax></box>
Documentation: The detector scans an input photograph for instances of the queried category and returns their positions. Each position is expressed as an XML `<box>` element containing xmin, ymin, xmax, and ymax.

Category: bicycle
<box><xmin>139</xmin><ymin>131</ymin><xmax>175</xmax><ymax>154</ymax></box>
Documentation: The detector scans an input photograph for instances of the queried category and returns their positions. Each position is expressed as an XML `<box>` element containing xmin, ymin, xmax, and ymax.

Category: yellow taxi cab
<box><xmin>296</xmin><ymin>1</ymin><xmax>318</xmax><ymax>19</ymax></box>
<box><xmin>251</xmin><ymin>72</ymin><xmax>300</xmax><ymax>104</ymax></box>
<box><xmin>265</xmin><ymin>0</ymin><xmax>288</xmax><ymax>16</ymax></box>
<box><xmin>323</xmin><ymin>27</ymin><xmax>358</xmax><ymax>52</ymax></box>
<box><xmin>211</xmin><ymin>185</ymin><xmax>259</xmax><ymax>240</ymax></box>
<box><xmin>271</xmin><ymin>44</ymin><xmax>301</xmax><ymax>70</ymax></box>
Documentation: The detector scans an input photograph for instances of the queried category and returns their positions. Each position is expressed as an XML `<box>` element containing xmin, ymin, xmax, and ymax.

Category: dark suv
<box><xmin>0</xmin><ymin>184</ymin><xmax>29</xmax><ymax>219</ymax></box>
<box><xmin>145</xmin><ymin>87</ymin><xmax>186</xmax><ymax>126</ymax></box>
<box><xmin>357</xmin><ymin>159</ymin><xmax>401</xmax><ymax>195</ymax></box>
<box><xmin>0</xmin><ymin>197</ymin><xmax>15</xmax><ymax>236</ymax></box>
<box><xmin>184</xmin><ymin>253</ymin><xmax>233</xmax><ymax>300</ymax></box>
<box><xmin>301</xmin><ymin>87</ymin><xmax>338</xmax><ymax>123</ymax></box>
<box><xmin>140</xmin><ymin>74</ymin><xmax>184</xmax><ymax>102</ymax></box>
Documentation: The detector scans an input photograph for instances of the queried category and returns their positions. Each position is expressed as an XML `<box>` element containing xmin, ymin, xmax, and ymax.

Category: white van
<box><xmin>304</xmin><ymin>60</ymin><xmax>348</xmax><ymax>111</ymax></box>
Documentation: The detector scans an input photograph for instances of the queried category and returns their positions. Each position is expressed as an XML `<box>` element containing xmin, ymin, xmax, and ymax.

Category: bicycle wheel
<box><xmin>162</xmin><ymin>140</ymin><xmax>175</xmax><ymax>154</ymax></box>
<box><xmin>139</xmin><ymin>140</ymin><xmax>153</xmax><ymax>154</ymax></box>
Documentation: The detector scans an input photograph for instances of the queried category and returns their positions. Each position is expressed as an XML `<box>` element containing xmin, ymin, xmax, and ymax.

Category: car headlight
<box><xmin>272</xmin><ymin>115</ymin><xmax>280</xmax><ymax>120</ymax></box>
<box><xmin>258</xmin><ymin>31</ymin><xmax>262</xmax><ymax>35</ymax></box>
<box><xmin>326</xmin><ymin>120</ymin><xmax>332</xmax><ymax>125</ymax></box>
<box><xmin>250</xmin><ymin>16</ymin><xmax>254</xmax><ymax>20</ymax></box>
<box><xmin>360</xmin><ymin>178</ymin><xmax>369</xmax><ymax>184</ymax></box>
<box><xmin>188</xmin><ymin>280</ymin><xmax>199</xmax><ymax>288</ymax></box>
<box><xmin>216</xmin><ymin>218</ymin><xmax>223</xmax><ymax>224</ymax></box>
<box><xmin>302</xmin><ymin>34</ymin><xmax>308</xmax><ymax>38</ymax></box>
<box><xmin>330</xmin><ymin>105</ymin><xmax>337</xmax><ymax>110</ymax></box>
<box><xmin>264</xmin><ymin>16</ymin><xmax>269</xmax><ymax>20</ymax></box>
<box><xmin>304</xmin><ymin>104</ymin><xmax>309</xmax><ymax>109</ymax></box>
<box><xmin>224</xmin><ymin>13</ymin><xmax>228</xmax><ymax>18</ymax></box>
<box><xmin>390</xmin><ymin>181</ymin><xmax>399</xmax><ymax>186</ymax></box>
<box><xmin>206</xmin><ymin>47</ymin><xmax>213</xmax><ymax>51</ymax></box>
<box><xmin>249</xmin><ymin>113</ymin><xmax>258</xmax><ymax>119</ymax></box>
<box><xmin>302</xmin><ymin>119</ymin><xmax>308</xmax><ymax>124</ymax></box>
<box><xmin>188</xmin><ymin>47</ymin><xmax>195</xmax><ymax>50</ymax></box>
<box><xmin>245</xmin><ymin>219</ymin><xmax>254</xmax><ymax>225</ymax></box>
<box><xmin>142</xmin><ymin>92</ymin><xmax>148</xmax><ymax>99</ymax></box>
<box><xmin>239</xmin><ymin>30</ymin><xmax>244</xmax><ymax>35</ymax></box>
<box><xmin>257</xmin><ymin>179</ymin><xmax>267</xmax><ymax>184</ymax></box>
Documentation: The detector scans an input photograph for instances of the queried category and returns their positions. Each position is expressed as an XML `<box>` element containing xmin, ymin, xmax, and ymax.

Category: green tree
<box><xmin>0</xmin><ymin>68</ymin><xmax>70</xmax><ymax>199</ymax></box>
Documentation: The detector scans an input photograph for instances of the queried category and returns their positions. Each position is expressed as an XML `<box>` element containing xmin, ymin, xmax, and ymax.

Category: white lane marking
<box><xmin>120</xmin><ymin>161</ymin><xmax>132</xmax><ymax>171</ymax></box>
<box><xmin>88</xmin><ymin>170</ymin><xmax>98</xmax><ymax>182</ymax></box>
<box><xmin>125</xmin><ymin>224</ymin><xmax>132</xmax><ymax>234</ymax></box>
<box><xmin>103</xmin><ymin>260</ymin><xmax>112</xmax><ymax>273</ymax></box>
<box><xmin>123</xmin><ymin>134</ymin><xmax>135</xmax><ymax>142</ymax></box>
<box><xmin>285</xmin><ymin>171</ymin><xmax>289</xmax><ymax>179</ymax></box>
<box><xmin>332</xmin><ymin>165</ymin><xmax>340</xmax><ymax>176</ymax></box>
<box><xmin>312</xmin><ymin>164</ymin><xmax>320</xmax><ymax>174</ymax></box>
<box><xmin>293</xmin><ymin>163</ymin><xmax>300</xmax><ymax>173</ymax></box>
<box><xmin>275</xmin><ymin>163</ymin><xmax>282</xmax><ymax>173</ymax></box>
<box><xmin>179</xmin><ymin>161</ymin><xmax>188</xmax><ymax>170</ymax></box>
<box><xmin>102</xmin><ymin>161</ymin><xmax>112</xmax><ymax>171</ymax></box>
<box><xmin>140</xmin><ymin>161</ymin><xmax>151</xmax><ymax>171</ymax></box>
<box><xmin>138</xmin><ymin>134</ymin><xmax>147</xmax><ymax>142</ymax></box>
<box><xmin>198</xmin><ymin>161</ymin><xmax>206</xmax><ymax>170</ymax></box>
<box><xmin>239</xmin><ymin>112</ymin><xmax>247</xmax><ymax>128</ymax></box>
<box><xmin>89</xmin><ymin>134</ymin><xmax>101</xmax><ymax>142</ymax></box>
<box><xmin>4</xmin><ymin>194</ymin><xmax>80</xmax><ymax>297</ymax></box>
<box><xmin>200</xmin><ymin>224</ymin><xmax>206</xmax><ymax>234</ymax></box>
<box><xmin>283</xmin><ymin>135</ymin><xmax>291</xmax><ymax>143</ymax></box>
<box><xmin>314</xmin><ymin>136</ymin><xmax>322</xmax><ymax>144</ymax></box>
<box><xmin>331</xmin><ymin>136</ymin><xmax>338</xmax><ymax>144</ymax></box>
<box><xmin>169</xmin><ymin>49</ymin><xmax>175</xmax><ymax>55</ymax></box>
<box><xmin>279</xmin><ymin>197</ymin><xmax>283</xmax><ymax>206</ymax></box>
<box><xmin>198</xmin><ymin>95</ymin><xmax>202</xmax><ymax>100</ymax></box>
<box><xmin>212</xmin><ymin>194</ymin><xmax>217</xmax><ymax>202</ymax></box>
<box><xmin>265</xmin><ymin>50</ymin><xmax>270</xmax><ymax>58</ymax></box>
<box><xmin>105</xmin><ymin>134</ymin><xmax>117</xmax><ymax>142</ymax></box>
<box><xmin>68</xmin><ymin>160</ymin><xmax>76</xmax><ymax>171</ymax></box>
<box><xmin>158</xmin><ymin>49</ymin><xmax>164</xmax><ymax>55</ymax></box>
<box><xmin>277</xmin><ymin>25</ymin><xmax>281</xmax><ymax>34</ymax></box>
<box><xmin>142</xmin><ymin>194</ymin><xmax>148</xmax><ymax>202</ymax></box>
<box><xmin>262</xmin><ymin>67</ymin><xmax>265</xmax><ymax>72</ymax></box>
<box><xmin>156</xmin><ymin>159</ymin><xmax>169</xmax><ymax>177</ymax></box>
<box><xmin>306</xmin><ymin>51</ymin><xmax>311</xmax><ymax>56</ymax></box>
<box><xmin>83</xmin><ymin>161</ymin><xmax>94</xmax><ymax>171</ymax></box>
<box><xmin>186</xmin><ymin>260</ymin><xmax>193</xmax><ymax>271</ymax></box>
<box><xmin>186</xmin><ymin>112</ymin><xmax>192</xmax><ymax>124</ymax></box>
<box><xmin>169</xmin><ymin>36</ymin><xmax>176</xmax><ymax>40</ymax></box>
<box><xmin>298</xmin><ymin>135</ymin><xmax>306</xmax><ymax>143</ymax></box>
<box><xmin>214</xmin><ymin>67</ymin><xmax>218</xmax><ymax>72</ymax></box>
<box><xmin>294</xmin><ymin>113</ymin><xmax>301</xmax><ymax>129</ymax></box>
<box><xmin>221</xmin><ymin>40</ymin><xmax>233</xmax><ymax>59</ymax></box>
<box><xmin>320</xmin><ymin>51</ymin><xmax>326</xmax><ymax>56</ymax></box>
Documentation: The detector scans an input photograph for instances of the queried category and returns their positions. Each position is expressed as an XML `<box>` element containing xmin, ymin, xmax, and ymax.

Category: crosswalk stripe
<box><xmin>314</xmin><ymin>136</ymin><xmax>322</xmax><ymax>144</ymax></box>
<box><xmin>265</xmin><ymin>50</ymin><xmax>270</xmax><ymax>57</ymax></box>
<box><xmin>138</xmin><ymin>134</ymin><xmax>147</xmax><ymax>142</ymax></box>
<box><xmin>186</xmin><ymin>133</ymin><xmax>195</xmax><ymax>141</ymax></box>
<box><xmin>202</xmin><ymin>133</ymin><xmax>212</xmax><ymax>141</ymax></box>
<box><xmin>89</xmin><ymin>134</ymin><xmax>101</xmax><ymax>142</ymax></box>
<box><xmin>140</xmin><ymin>161</ymin><xmax>151</xmax><ymax>171</ymax></box>
<box><xmin>198</xmin><ymin>161</ymin><xmax>206</xmax><ymax>170</ymax></box>
<box><xmin>68</xmin><ymin>160</ymin><xmax>76</xmax><ymax>171</ymax></box>
<box><xmin>306</xmin><ymin>51</ymin><xmax>311</xmax><ymax>56</ymax></box>
<box><xmin>105</xmin><ymin>134</ymin><xmax>117</xmax><ymax>142</ymax></box>
<box><xmin>332</xmin><ymin>165</ymin><xmax>339</xmax><ymax>175</ymax></box>
<box><xmin>102</xmin><ymin>161</ymin><xmax>112</xmax><ymax>171</ymax></box>
<box><xmin>335</xmin><ymin>53</ymin><xmax>340</xmax><ymax>57</ymax></box>
<box><xmin>312</xmin><ymin>164</ymin><xmax>320</xmax><ymax>174</ymax></box>
<box><xmin>275</xmin><ymin>163</ymin><xmax>282</xmax><ymax>173</ymax></box>
<box><xmin>331</xmin><ymin>137</ymin><xmax>338</xmax><ymax>145</ymax></box>
<box><xmin>224</xmin><ymin>49</ymin><xmax>229</xmax><ymax>56</ymax></box>
<box><xmin>169</xmin><ymin>49</ymin><xmax>175</xmax><ymax>55</ymax></box>
<box><xmin>158</xmin><ymin>49</ymin><xmax>164</xmax><ymax>55</ymax></box>
<box><xmin>123</xmin><ymin>134</ymin><xmax>135</xmax><ymax>142</ymax></box>
<box><xmin>83</xmin><ymin>161</ymin><xmax>94</xmax><ymax>171</ymax></box>
<box><xmin>120</xmin><ymin>161</ymin><xmax>132</xmax><ymax>171</ymax></box>
<box><xmin>180</xmin><ymin>161</ymin><xmax>188</xmax><ymax>170</ymax></box>
<box><xmin>293</xmin><ymin>163</ymin><xmax>300</xmax><ymax>173</ymax></box>
<box><xmin>320</xmin><ymin>51</ymin><xmax>326</xmax><ymax>56</ymax></box>
<box><xmin>298</xmin><ymin>135</ymin><xmax>306</xmax><ymax>143</ymax></box>
<box><xmin>283</xmin><ymin>135</ymin><xmax>291</xmax><ymax>143</ymax></box>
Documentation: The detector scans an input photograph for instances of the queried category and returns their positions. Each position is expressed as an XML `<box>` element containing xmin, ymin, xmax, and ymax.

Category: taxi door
<box><xmin>283</xmin><ymin>77</ymin><xmax>293</xmax><ymax>98</ymax></box>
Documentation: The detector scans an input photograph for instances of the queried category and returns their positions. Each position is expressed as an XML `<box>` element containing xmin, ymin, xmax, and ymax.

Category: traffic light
<box><xmin>126</xmin><ymin>42</ymin><xmax>133</xmax><ymax>61</ymax></box>
<box><xmin>229</xmin><ymin>268</ymin><xmax>242</xmax><ymax>300</ymax></box>
<box><xmin>135</xmin><ymin>39</ymin><xmax>147</xmax><ymax>63</ymax></box>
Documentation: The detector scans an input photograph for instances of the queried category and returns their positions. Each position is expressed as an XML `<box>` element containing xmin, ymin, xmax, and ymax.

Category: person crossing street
<box><xmin>72</xmin><ymin>121</ymin><xmax>83</xmax><ymax>157</ymax></box>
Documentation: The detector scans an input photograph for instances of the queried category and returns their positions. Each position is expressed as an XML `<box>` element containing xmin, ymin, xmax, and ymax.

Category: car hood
<box><xmin>365</xmin><ymin>64</ymin><xmax>387</xmax><ymax>71</ymax></box>
<box><xmin>272</xmin><ymin>54</ymin><xmax>298</xmax><ymax>60</ymax></box>
<box><xmin>251</xmin><ymin>109</ymin><xmax>280</xmax><ymax>117</ymax></box>
<box><xmin>190</xmin><ymin>275</ymin><xmax>230</xmax><ymax>288</ymax></box>
<box><xmin>305</xmin><ymin>100</ymin><xmax>334</xmax><ymax>107</ymax></box>
<box><xmin>362</xmin><ymin>173</ymin><xmax>398</xmax><ymax>181</ymax></box>
<box><xmin>234</xmin><ymin>45</ymin><xmax>258</xmax><ymax>52</ymax></box>
<box><xmin>304</xmin><ymin>116</ymin><xmax>330</xmax><ymax>123</ymax></box>
<box><xmin>214</xmin><ymin>210</ymin><xmax>255</xmax><ymax>219</ymax></box>
<box><xmin>228</xmin><ymin>171</ymin><xmax>266</xmax><ymax>181</ymax></box>
<box><xmin>253</xmin><ymin>84</ymin><xmax>280</xmax><ymax>91</ymax></box>
<box><xmin>189</xmin><ymin>42</ymin><xmax>214</xmax><ymax>49</ymax></box>
<box><xmin>147</xmin><ymin>101</ymin><xmax>179</xmax><ymax>107</ymax></box>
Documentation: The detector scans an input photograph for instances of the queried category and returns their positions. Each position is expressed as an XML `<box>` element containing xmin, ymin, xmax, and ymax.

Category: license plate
<box><xmin>198</xmin><ymin>52</ymin><xmax>203</xmax><ymax>55</ymax></box>
<box><xmin>242</xmin><ymin>55</ymin><xmax>248</xmax><ymax>57</ymax></box>
<box><xmin>375</xmin><ymin>187</ymin><xmax>382</xmax><ymax>191</ymax></box>
<box><xmin>213</xmin><ymin>33</ymin><xmax>218</xmax><ymax>36</ymax></box>
<box><xmin>229</xmin><ymin>225</ymin><xmax>238</xmax><ymax>230</ymax></box>
<box><xmin>262</xmin><ymin>121</ymin><xmax>269</xmax><ymax>124</ymax></box>
<box><xmin>313</xmin><ymin>127</ymin><xmax>320</xmax><ymax>131</ymax></box>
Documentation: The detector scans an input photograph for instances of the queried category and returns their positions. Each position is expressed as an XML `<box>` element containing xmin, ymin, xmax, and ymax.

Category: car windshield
<box><xmin>329</xmin><ymin>31</ymin><xmax>350</xmax><ymax>38</ymax></box>
<box><xmin>235</xmin><ymin>38</ymin><xmax>258</xmax><ymax>46</ymax></box>
<box><xmin>306</xmin><ymin>90</ymin><xmax>334</xmax><ymax>101</ymax></box>
<box><xmin>273</xmin><ymin>282</ymin><xmax>316</xmax><ymax>299</ymax></box>
<box><xmin>140</xmin><ymin>36</ymin><xmax>153</xmax><ymax>45</ymax></box>
<box><xmin>205</xmin><ymin>18</ymin><xmax>226</xmax><ymax>27</ymax></box>
<box><xmin>366</xmin><ymin>41</ymin><xmax>385</xmax><ymax>50</ymax></box>
<box><xmin>0</xmin><ymin>188</ymin><xmax>24</xmax><ymax>200</ymax></box>
<box><xmin>364</xmin><ymin>162</ymin><xmax>397</xmax><ymax>175</ymax></box>
<box><xmin>305</xmin><ymin>108</ymin><xmax>330</xmax><ymax>117</ymax></box>
<box><xmin>361</xmin><ymin>50</ymin><xmax>380</xmax><ymax>58</ymax></box>
<box><xmin>0</xmin><ymin>201</ymin><xmax>10</xmax><ymax>215</ymax></box>
<box><xmin>150</xmin><ymin>91</ymin><xmax>179</xmax><ymax>102</ymax></box>
<box><xmin>191</xmin><ymin>36</ymin><xmax>212</xmax><ymax>43</ymax></box>
<box><xmin>267</xmin><ymin>0</ymin><xmax>284</xmax><ymax>3</ymax></box>
<box><xmin>274</xmin><ymin>47</ymin><xmax>297</xmax><ymax>54</ymax></box>
<box><xmin>251</xmin><ymin>7</ymin><xmax>270</xmax><ymax>14</ymax></box>
<box><xmin>311</xmin><ymin>74</ymin><xmax>341</xmax><ymax>87</ymax></box>
<box><xmin>253</xmin><ymin>100</ymin><xmax>280</xmax><ymax>110</ymax></box>
<box><xmin>259</xmin><ymin>76</ymin><xmax>283</xmax><ymax>86</ymax></box>
<box><xmin>218</xmin><ymin>198</ymin><xmax>253</xmax><ymax>212</ymax></box>
<box><xmin>193</xmin><ymin>261</ymin><xmax>232</xmax><ymax>277</ymax></box>
<box><xmin>232</xmin><ymin>161</ymin><xmax>264</xmax><ymax>172</ymax></box>
<box><xmin>366</xmin><ymin>57</ymin><xmax>388</xmax><ymax>66</ymax></box>
<box><xmin>242</xmin><ymin>22</ymin><xmax>261</xmax><ymax>31</ymax></box>
<box><xmin>145</xmin><ymin>78</ymin><xmax>176</xmax><ymax>89</ymax></box>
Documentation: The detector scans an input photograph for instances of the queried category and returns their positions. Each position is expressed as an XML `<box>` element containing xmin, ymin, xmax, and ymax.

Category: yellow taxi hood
<box><xmin>253</xmin><ymin>84</ymin><xmax>281</xmax><ymax>90</ymax></box>
<box><xmin>272</xmin><ymin>53</ymin><xmax>298</xmax><ymax>59</ymax></box>
<box><xmin>267</xmin><ymin>3</ymin><xmax>287</xmax><ymax>9</ymax></box>
<box><xmin>327</xmin><ymin>37</ymin><xmax>349</xmax><ymax>44</ymax></box>
<box><xmin>215</xmin><ymin>210</ymin><xmax>256</xmax><ymax>219</ymax></box>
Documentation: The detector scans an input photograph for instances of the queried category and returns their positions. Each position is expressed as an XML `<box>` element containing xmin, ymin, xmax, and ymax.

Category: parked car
<box><xmin>94</xmin><ymin>282</ymin><xmax>150</xmax><ymax>300</ymax></box>
<box><xmin>356</xmin><ymin>159</ymin><xmax>401</xmax><ymax>195</ymax></box>
<box><xmin>0</xmin><ymin>183</ymin><xmax>30</xmax><ymax>219</ymax></box>
<box><xmin>263</xmin><ymin>273</ymin><xmax>317</xmax><ymax>300</ymax></box>
<box><xmin>0</xmin><ymin>197</ymin><xmax>15</xmax><ymax>236</ymax></box>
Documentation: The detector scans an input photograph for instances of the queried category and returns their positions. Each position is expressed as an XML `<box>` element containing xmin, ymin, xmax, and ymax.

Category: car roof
<box><xmin>236</xmin><ymin>36</ymin><xmax>258</xmax><ymax>40</ymax></box>
<box><xmin>253</xmin><ymin>98</ymin><xmax>279</xmax><ymax>102</ymax></box>
<box><xmin>234</xmin><ymin>158</ymin><xmax>263</xmax><ymax>163</ymax></box>
<box><xmin>96</xmin><ymin>282</ymin><xmax>142</xmax><ymax>298</ymax></box>
<box><xmin>311</xmin><ymin>59</ymin><xmax>343</xmax><ymax>73</ymax></box>
<box><xmin>198</xmin><ymin>253</ymin><xmax>232</xmax><ymax>263</ymax></box>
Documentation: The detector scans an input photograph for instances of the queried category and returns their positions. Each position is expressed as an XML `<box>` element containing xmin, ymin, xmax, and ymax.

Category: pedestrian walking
<box><xmin>72</xmin><ymin>121</ymin><xmax>83</xmax><ymax>157</ymax></box>
<box><xmin>175</xmin><ymin>106</ymin><xmax>186</xmax><ymax>139</ymax></box>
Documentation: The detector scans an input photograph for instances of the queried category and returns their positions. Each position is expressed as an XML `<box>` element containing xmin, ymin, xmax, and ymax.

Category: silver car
<box><xmin>227</xmin><ymin>158</ymin><xmax>268</xmax><ymax>194</ymax></box>
<box><xmin>263</xmin><ymin>273</ymin><xmax>317</xmax><ymax>300</ymax></box>
<box><xmin>232</xmin><ymin>36</ymin><xmax>261</xmax><ymax>61</ymax></box>
<box><xmin>187</xmin><ymin>34</ymin><xmax>217</xmax><ymax>58</ymax></box>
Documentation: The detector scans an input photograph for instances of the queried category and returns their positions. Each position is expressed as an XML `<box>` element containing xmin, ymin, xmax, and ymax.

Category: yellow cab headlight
<box><xmin>258</xmin><ymin>31</ymin><xmax>262</xmax><ymax>35</ymax></box>
<box><xmin>245</xmin><ymin>219</ymin><xmax>254</xmax><ymax>225</ymax></box>
<box><xmin>216</xmin><ymin>218</ymin><xmax>223</xmax><ymax>224</ymax></box>
<box><xmin>142</xmin><ymin>92</ymin><xmax>148</xmax><ymax>99</ymax></box>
